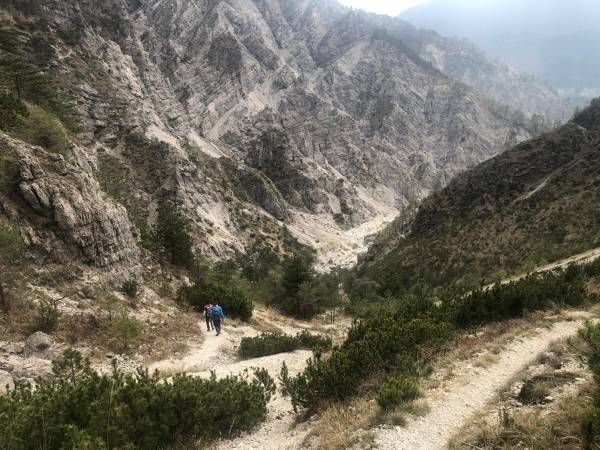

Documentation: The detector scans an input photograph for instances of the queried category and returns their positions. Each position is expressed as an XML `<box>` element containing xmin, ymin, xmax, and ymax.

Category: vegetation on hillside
<box><xmin>0</xmin><ymin>23</ymin><xmax>75</xmax><ymax>154</ymax></box>
<box><xmin>282</xmin><ymin>260</ymin><xmax>600</xmax><ymax>412</ymax></box>
<box><xmin>0</xmin><ymin>349</ymin><xmax>275</xmax><ymax>449</ymax></box>
<box><xmin>362</xmin><ymin>99</ymin><xmax>600</xmax><ymax>295</ymax></box>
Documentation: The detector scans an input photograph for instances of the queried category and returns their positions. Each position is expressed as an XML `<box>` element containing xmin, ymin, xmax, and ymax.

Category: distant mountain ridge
<box><xmin>400</xmin><ymin>0</ymin><xmax>600</xmax><ymax>103</ymax></box>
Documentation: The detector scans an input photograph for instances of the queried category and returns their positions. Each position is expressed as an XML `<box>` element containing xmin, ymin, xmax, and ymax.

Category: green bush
<box><xmin>376</xmin><ymin>377</ymin><xmax>421</xmax><ymax>411</ymax></box>
<box><xmin>120</xmin><ymin>279</ymin><xmax>139</xmax><ymax>299</ymax></box>
<box><xmin>449</xmin><ymin>268</ymin><xmax>589</xmax><ymax>328</ymax></box>
<box><xmin>295</xmin><ymin>330</ymin><xmax>333</xmax><ymax>353</ymax></box>
<box><xmin>239</xmin><ymin>330</ymin><xmax>331</xmax><ymax>359</ymax></box>
<box><xmin>282</xmin><ymin>314</ymin><xmax>452</xmax><ymax>411</ymax></box>
<box><xmin>0</xmin><ymin>90</ymin><xmax>27</xmax><ymax>130</ymax></box>
<box><xmin>582</xmin><ymin>408</ymin><xmax>600</xmax><ymax>450</ymax></box>
<box><xmin>0</xmin><ymin>349</ymin><xmax>274</xmax><ymax>449</ymax></box>
<box><xmin>178</xmin><ymin>280</ymin><xmax>253</xmax><ymax>321</ymax></box>
<box><xmin>107</xmin><ymin>311</ymin><xmax>142</xmax><ymax>353</ymax></box>
<box><xmin>31</xmin><ymin>300</ymin><xmax>60</xmax><ymax>332</ymax></box>
<box><xmin>578</xmin><ymin>321</ymin><xmax>600</xmax><ymax>449</ymax></box>
<box><xmin>14</xmin><ymin>104</ymin><xmax>72</xmax><ymax>156</ymax></box>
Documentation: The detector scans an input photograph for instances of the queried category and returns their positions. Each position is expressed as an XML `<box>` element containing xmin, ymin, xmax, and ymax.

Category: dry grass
<box><xmin>306</xmin><ymin>397</ymin><xmax>378</xmax><ymax>450</ymax></box>
<box><xmin>450</xmin><ymin>382</ymin><xmax>594</xmax><ymax>450</ymax></box>
<box><xmin>377</xmin><ymin>399</ymin><xmax>431</xmax><ymax>427</ymax></box>
<box><xmin>0</xmin><ymin>296</ymin><xmax>36</xmax><ymax>340</ymax></box>
<box><xmin>138</xmin><ymin>310</ymin><xmax>199</xmax><ymax>361</ymax></box>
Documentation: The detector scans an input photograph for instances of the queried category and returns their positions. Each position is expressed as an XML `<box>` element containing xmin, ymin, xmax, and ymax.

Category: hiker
<box><xmin>211</xmin><ymin>304</ymin><xmax>225</xmax><ymax>336</ymax></box>
<box><xmin>203</xmin><ymin>303</ymin><xmax>214</xmax><ymax>331</ymax></box>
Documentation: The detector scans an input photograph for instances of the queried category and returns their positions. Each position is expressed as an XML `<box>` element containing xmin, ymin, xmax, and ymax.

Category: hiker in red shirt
<box><xmin>203</xmin><ymin>303</ymin><xmax>214</xmax><ymax>331</ymax></box>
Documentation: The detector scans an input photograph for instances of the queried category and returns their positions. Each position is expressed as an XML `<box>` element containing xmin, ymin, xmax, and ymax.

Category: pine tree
<box><xmin>151</xmin><ymin>201</ymin><xmax>195</xmax><ymax>268</ymax></box>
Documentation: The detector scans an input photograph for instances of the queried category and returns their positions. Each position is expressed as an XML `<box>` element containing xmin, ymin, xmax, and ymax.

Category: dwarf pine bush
<box><xmin>0</xmin><ymin>349</ymin><xmax>274</xmax><ymax>449</ymax></box>
<box><xmin>282</xmin><ymin>264</ymin><xmax>597</xmax><ymax>412</ymax></box>
<box><xmin>238</xmin><ymin>330</ymin><xmax>332</xmax><ymax>359</ymax></box>
<box><xmin>376</xmin><ymin>377</ymin><xmax>421</xmax><ymax>411</ymax></box>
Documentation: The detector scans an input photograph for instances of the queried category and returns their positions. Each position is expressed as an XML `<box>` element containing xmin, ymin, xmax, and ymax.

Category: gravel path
<box><xmin>375</xmin><ymin>319</ymin><xmax>587</xmax><ymax>450</ymax></box>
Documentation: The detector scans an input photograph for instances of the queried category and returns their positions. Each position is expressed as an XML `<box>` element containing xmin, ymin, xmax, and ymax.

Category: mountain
<box><xmin>362</xmin><ymin>98</ymin><xmax>600</xmax><ymax>293</ymax></box>
<box><xmin>387</xmin><ymin>22</ymin><xmax>573</xmax><ymax>122</ymax></box>
<box><xmin>0</xmin><ymin>0</ymin><xmax>558</xmax><ymax>275</ymax></box>
<box><xmin>400</xmin><ymin>0</ymin><xmax>600</xmax><ymax>103</ymax></box>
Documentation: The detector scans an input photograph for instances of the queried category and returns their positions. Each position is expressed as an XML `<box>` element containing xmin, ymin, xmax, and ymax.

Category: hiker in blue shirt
<box><xmin>211</xmin><ymin>304</ymin><xmax>225</xmax><ymax>336</ymax></box>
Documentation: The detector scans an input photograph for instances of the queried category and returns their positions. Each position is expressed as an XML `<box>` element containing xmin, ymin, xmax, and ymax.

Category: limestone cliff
<box><xmin>0</xmin><ymin>133</ymin><xmax>140</xmax><ymax>276</ymax></box>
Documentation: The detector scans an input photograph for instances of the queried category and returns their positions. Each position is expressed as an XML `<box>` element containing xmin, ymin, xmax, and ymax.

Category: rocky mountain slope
<box><xmin>0</xmin><ymin>0</ymin><xmax>559</xmax><ymax>273</ymax></box>
<box><xmin>400</xmin><ymin>0</ymin><xmax>600</xmax><ymax>104</ymax></box>
<box><xmin>362</xmin><ymin>99</ymin><xmax>600</xmax><ymax>292</ymax></box>
<box><xmin>335</xmin><ymin>12</ymin><xmax>573</xmax><ymax>122</ymax></box>
<box><xmin>389</xmin><ymin>22</ymin><xmax>573</xmax><ymax>122</ymax></box>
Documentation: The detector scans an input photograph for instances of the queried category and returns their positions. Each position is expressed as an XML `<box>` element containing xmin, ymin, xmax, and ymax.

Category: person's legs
<box><xmin>205</xmin><ymin>315</ymin><xmax>212</xmax><ymax>331</ymax></box>
<box><xmin>214</xmin><ymin>318</ymin><xmax>221</xmax><ymax>336</ymax></box>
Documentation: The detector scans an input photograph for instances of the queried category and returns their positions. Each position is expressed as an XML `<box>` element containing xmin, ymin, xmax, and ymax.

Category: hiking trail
<box><xmin>375</xmin><ymin>315</ymin><xmax>590</xmax><ymax>450</ymax></box>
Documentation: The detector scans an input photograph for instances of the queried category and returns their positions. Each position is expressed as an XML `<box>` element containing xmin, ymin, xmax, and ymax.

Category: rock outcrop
<box><xmin>0</xmin><ymin>133</ymin><xmax>140</xmax><ymax>274</ymax></box>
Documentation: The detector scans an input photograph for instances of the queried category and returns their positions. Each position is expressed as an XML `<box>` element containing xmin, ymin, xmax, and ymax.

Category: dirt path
<box><xmin>375</xmin><ymin>318</ymin><xmax>589</xmax><ymax>450</ymax></box>
<box><xmin>486</xmin><ymin>247</ymin><xmax>600</xmax><ymax>290</ymax></box>
<box><xmin>143</xmin><ymin>306</ymin><xmax>339</xmax><ymax>450</ymax></box>
<box><xmin>537</xmin><ymin>246</ymin><xmax>600</xmax><ymax>272</ymax></box>
<box><xmin>147</xmin><ymin>307</ymin><xmax>314</xmax><ymax>376</ymax></box>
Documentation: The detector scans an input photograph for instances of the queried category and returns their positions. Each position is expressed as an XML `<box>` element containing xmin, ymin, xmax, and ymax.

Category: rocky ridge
<box><xmin>0</xmin><ymin>0</ymin><xmax>564</xmax><ymax>271</ymax></box>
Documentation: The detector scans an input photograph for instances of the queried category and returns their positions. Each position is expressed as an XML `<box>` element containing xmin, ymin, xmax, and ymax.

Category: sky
<box><xmin>338</xmin><ymin>0</ymin><xmax>428</xmax><ymax>16</ymax></box>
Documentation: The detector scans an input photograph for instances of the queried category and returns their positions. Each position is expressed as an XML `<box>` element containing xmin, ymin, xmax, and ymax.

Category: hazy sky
<box><xmin>339</xmin><ymin>0</ymin><xmax>428</xmax><ymax>16</ymax></box>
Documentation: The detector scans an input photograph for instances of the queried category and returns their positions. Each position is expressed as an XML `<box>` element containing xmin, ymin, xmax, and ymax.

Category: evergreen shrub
<box><xmin>238</xmin><ymin>330</ymin><xmax>331</xmax><ymax>359</ymax></box>
<box><xmin>0</xmin><ymin>349</ymin><xmax>274</xmax><ymax>449</ymax></box>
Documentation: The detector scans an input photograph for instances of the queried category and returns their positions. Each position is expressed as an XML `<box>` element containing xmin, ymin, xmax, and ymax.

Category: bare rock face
<box><xmin>1</xmin><ymin>133</ymin><xmax>140</xmax><ymax>274</ymax></box>
<box><xmin>1</xmin><ymin>0</ymin><xmax>569</xmax><ymax>266</ymax></box>
<box><xmin>0</xmin><ymin>370</ymin><xmax>14</xmax><ymax>394</ymax></box>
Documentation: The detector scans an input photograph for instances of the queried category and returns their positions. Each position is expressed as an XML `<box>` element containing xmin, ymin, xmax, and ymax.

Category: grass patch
<box><xmin>518</xmin><ymin>372</ymin><xmax>578</xmax><ymax>405</ymax></box>
<box><xmin>306</xmin><ymin>397</ymin><xmax>378</xmax><ymax>450</ymax></box>
<box><xmin>450</xmin><ymin>383</ymin><xmax>595</xmax><ymax>450</ymax></box>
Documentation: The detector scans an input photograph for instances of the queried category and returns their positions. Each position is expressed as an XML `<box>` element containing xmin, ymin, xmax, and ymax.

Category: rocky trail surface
<box><xmin>143</xmin><ymin>308</ymin><xmax>348</xmax><ymax>450</ymax></box>
<box><xmin>375</xmin><ymin>316</ymin><xmax>590</xmax><ymax>450</ymax></box>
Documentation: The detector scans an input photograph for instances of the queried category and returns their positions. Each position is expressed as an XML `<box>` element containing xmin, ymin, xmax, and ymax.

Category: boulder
<box><xmin>0</xmin><ymin>370</ymin><xmax>15</xmax><ymax>394</ymax></box>
<box><xmin>11</xmin><ymin>357</ymin><xmax>53</xmax><ymax>381</ymax></box>
<box><xmin>25</xmin><ymin>332</ymin><xmax>54</xmax><ymax>355</ymax></box>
